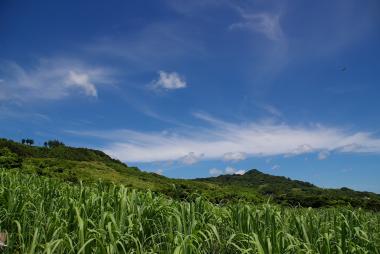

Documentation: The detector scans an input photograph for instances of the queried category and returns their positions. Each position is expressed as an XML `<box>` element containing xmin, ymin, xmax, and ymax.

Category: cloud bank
<box><xmin>68</xmin><ymin>113</ymin><xmax>380</xmax><ymax>163</ymax></box>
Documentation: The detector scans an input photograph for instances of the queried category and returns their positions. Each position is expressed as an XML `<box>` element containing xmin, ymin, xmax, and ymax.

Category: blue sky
<box><xmin>1</xmin><ymin>0</ymin><xmax>380</xmax><ymax>192</ymax></box>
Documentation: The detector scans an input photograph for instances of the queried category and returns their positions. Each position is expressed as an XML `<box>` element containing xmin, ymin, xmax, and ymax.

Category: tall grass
<box><xmin>0</xmin><ymin>170</ymin><xmax>379</xmax><ymax>253</ymax></box>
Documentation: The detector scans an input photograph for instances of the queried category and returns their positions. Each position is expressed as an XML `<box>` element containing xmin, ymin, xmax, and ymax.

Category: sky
<box><xmin>1</xmin><ymin>0</ymin><xmax>380</xmax><ymax>192</ymax></box>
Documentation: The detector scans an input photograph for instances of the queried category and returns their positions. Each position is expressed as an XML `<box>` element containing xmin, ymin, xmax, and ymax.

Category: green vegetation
<box><xmin>0</xmin><ymin>170</ymin><xmax>379</xmax><ymax>253</ymax></box>
<box><xmin>198</xmin><ymin>169</ymin><xmax>380</xmax><ymax>210</ymax></box>
<box><xmin>0</xmin><ymin>138</ymin><xmax>122</xmax><ymax>164</ymax></box>
<box><xmin>1</xmin><ymin>137</ymin><xmax>380</xmax><ymax>210</ymax></box>
<box><xmin>1</xmin><ymin>137</ymin><xmax>380</xmax><ymax>252</ymax></box>
<box><xmin>0</xmin><ymin>148</ymin><xmax>22</xmax><ymax>170</ymax></box>
<box><xmin>0</xmin><ymin>138</ymin><xmax>262</xmax><ymax>204</ymax></box>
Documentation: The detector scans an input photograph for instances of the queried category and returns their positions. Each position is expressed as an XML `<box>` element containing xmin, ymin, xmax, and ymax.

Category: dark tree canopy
<box><xmin>22</xmin><ymin>139</ymin><xmax>34</xmax><ymax>146</ymax></box>
<box><xmin>45</xmin><ymin>140</ymin><xmax>65</xmax><ymax>148</ymax></box>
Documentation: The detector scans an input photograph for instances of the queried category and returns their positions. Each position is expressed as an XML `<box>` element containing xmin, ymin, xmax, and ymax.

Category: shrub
<box><xmin>0</xmin><ymin>147</ymin><xmax>22</xmax><ymax>169</ymax></box>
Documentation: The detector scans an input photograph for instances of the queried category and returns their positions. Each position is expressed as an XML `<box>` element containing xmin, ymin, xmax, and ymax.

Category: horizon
<box><xmin>2</xmin><ymin>136</ymin><xmax>379</xmax><ymax>194</ymax></box>
<box><xmin>1</xmin><ymin>0</ymin><xmax>380</xmax><ymax>193</ymax></box>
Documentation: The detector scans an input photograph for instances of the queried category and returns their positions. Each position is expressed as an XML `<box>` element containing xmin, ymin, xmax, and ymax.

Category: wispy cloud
<box><xmin>260</xmin><ymin>104</ymin><xmax>283</xmax><ymax>117</ymax></box>
<box><xmin>155</xmin><ymin>169</ymin><xmax>164</xmax><ymax>175</ymax></box>
<box><xmin>0</xmin><ymin>106</ymin><xmax>50</xmax><ymax>122</ymax></box>
<box><xmin>209</xmin><ymin>168</ymin><xmax>223</xmax><ymax>176</ymax></box>
<box><xmin>89</xmin><ymin>23</ymin><xmax>204</xmax><ymax>69</ymax></box>
<box><xmin>209</xmin><ymin>166</ymin><xmax>245</xmax><ymax>176</ymax></box>
<box><xmin>180</xmin><ymin>152</ymin><xmax>204</xmax><ymax>165</ymax></box>
<box><xmin>225</xmin><ymin>166</ymin><xmax>246</xmax><ymax>175</ymax></box>
<box><xmin>68</xmin><ymin>113</ymin><xmax>380</xmax><ymax>163</ymax></box>
<box><xmin>0</xmin><ymin>58</ymin><xmax>113</xmax><ymax>102</ymax></box>
<box><xmin>223</xmin><ymin>152</ymin><xmax>247</xmax><ymax>162</ymax></box>
<box><xmin>284</xmin><ymin>144</ymin><xmax>314</xmax><ymax>157</ymax></box>
<box><xmin>318</xmin><ymin>150</ymin><xmax>330</xmax><ymax>160</ymax></box>
<box><xmin>151</xmin><ymin>71</ymin><xmax>187</xmax><ymax>90</ymax></box>
<box><xmin>67</xmin><ymin>71</ymin><xmax>98</xmax><ymax>97</ymax></box>
<box><xmin>230</xmin><ymin>10</ymin><xmax>284</xmax><ymax>41</ymax></box>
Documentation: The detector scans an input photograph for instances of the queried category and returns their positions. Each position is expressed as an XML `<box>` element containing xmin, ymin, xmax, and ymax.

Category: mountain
<box><xmin>1</xmin><ymin>138</ymin><xmax>380</xmax><ymax>210</ymax></box>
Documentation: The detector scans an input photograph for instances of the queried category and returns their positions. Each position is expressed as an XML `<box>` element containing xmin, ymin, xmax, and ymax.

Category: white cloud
<box><xmin>225</xmin><ymin>166</ymin><xmax>246</xmax><ymax>175</ymax></box>
<box><xmin>152</xmin><ymin>71</ymin><xmax>187</xmax><ymax>90</ymax></box>
<box><xmin>67</xmin><ymin>71</ymin><xmax>97</xmax><ymax>97</ymax></box>
<box><xmin>285</xmin><ymin>144</ymin><xmax>314</xmax><ymax>157</ymax></box>
<box><xmin>68</xmin><ymin>113</ymin><xmax>380</xmax><ymax>163</ymax></box>
<box><xmin>271</xmin><ymin>164</ymin><xmax>280</xmax><ymax>170</ymax></box>
<box><xmin>0</xmin><ymin>106</ymin><xmax>50</xmax><ymax>122</ymax></box>
<box><xmin>230</xmin><ymin>11</ymin><xmax>284</xmax><ymax>41</ymax></box>
<box><xmin>180</xmin><ymin>152</ymin><xmax>204</xmax><ymax>165</ymax></box>
<box><xmin>318</xmin><ymin>150</ymin><xmax>330</xmax><ymax>160</ymax></box>
<box><xmin>337</xmin><ymin>143</ymin><xmax>363</xmax><ymax>152</ymax></box>
<box><xmin>155</xmin><ymin>169</ymin><xmax>164</xmax><ymax>175</ymax></box>
<box><xmin>0</xmin><ymin>58</ymin><xmax>113</xmax><ymax>102</ymax></box>
<box><xmin>223</xmin><ymin>152</ymin><xmax>247</xmax><ymax>162</ymax></box>
<box><xmin>261</xmin><ymin>104</ymin><xmax>282</xmax><ymax>117</ymax></box>
<box><xmin>209</xmin><ymin>168</ymin><xmax>223</xmax><ymax>176</ymax></box>
<box><xmin>209</xmin><ymin>166</ymin><xmax>245</xmax><ymax>176</ymax></box>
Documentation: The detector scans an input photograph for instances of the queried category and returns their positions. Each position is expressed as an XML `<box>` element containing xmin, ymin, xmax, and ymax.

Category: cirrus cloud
<box><xmin>67</xmin><ymin>113</ymin><xmax>380</xmax><ymax>164</ymax></box>
<box><xmin>230</xmin><ymin>11</ymin><xmax>284</xmax><ymax>41</ymax></box>
<box><xmin>223</xmin><ymin>152</ymin><xmax>247</xmax><ymax>162</ymax></box>
<box><xmin>67</xmin><ymin>70</ymin><xmax>98</xmax><ymax>97</ymax></box>
<box><xmin>180</xmin><ymin>152</ymin><xmax>204</xmax><ymax>165</ymax></box>
<box><xmin>0</xmin><ymin>58</ymin><xmax>113</xmax><ymax>102</ymax></box>
<box><xmin>318</xmin><ymin>150</ymin><xmax>330</xmax><ymax>160</ymax></box>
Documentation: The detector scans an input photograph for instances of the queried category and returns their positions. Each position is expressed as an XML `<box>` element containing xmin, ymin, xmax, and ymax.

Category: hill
<box><xmin>1</xmin><ymin>138</ymin><xmax>380</xmax><ymax>210</ymax></box>
<box><xmin>197</xmin><ymin>169</ymin><xmax>380</xmax><ymax>209</ymax></box>
<box><xmin>0</xmin><ymin>138</ymin><xmax>262</xmax><ymax>204</ymax></box>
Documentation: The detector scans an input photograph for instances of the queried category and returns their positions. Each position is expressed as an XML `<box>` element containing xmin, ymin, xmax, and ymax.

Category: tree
<box><xmin>25</xmin><ymin>139</ymin><xmax>34</xmax><ymax>146</ymax></box>
<box><xmin>22</xmin><ymin>138</ymin><xmax>34</xmax><ymax>146</ymax></box>
<box><xmin>45</xmin><ymin>139</ymin><xmax>65</xmax><ymax>148</ymax></box>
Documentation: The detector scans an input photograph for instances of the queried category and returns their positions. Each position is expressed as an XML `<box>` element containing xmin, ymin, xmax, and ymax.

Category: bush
<box><xmin>0</xmin><ymin>147</ymin><xmax>22</xmax><ymax>169</ymax></box>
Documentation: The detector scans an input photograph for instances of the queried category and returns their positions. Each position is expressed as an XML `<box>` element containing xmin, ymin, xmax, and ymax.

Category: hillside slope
<box><xmin>0</xmin><ymin>138</ymin><xmax>261</xmax><ymax>204</ymax></box>
<box><xmin>197</xmin><ymin>169</ymin><xmax>380</xmax><ymax>209</ymax></box>
<box><xmin>1</xmin><ymin>138</ymin><xmax>380</xmax><ymax>210</ymax></box>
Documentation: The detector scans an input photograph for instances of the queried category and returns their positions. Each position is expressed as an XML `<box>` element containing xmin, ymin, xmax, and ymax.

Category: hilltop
<box><xmin>198</xmin><ymin>169</ymin><xmax>380</xmax><ymax>209</ymax></box>
<box><xmin>1</xmin><ymin>138</ymin><xmax>380</xmax><ymax>210</ymax></box>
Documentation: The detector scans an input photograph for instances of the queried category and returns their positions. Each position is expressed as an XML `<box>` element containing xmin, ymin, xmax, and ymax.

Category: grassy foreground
<box><xmin>0</xmin><ymin>170</ymin><xmax>379</xmax><ymax>253</ymax></box>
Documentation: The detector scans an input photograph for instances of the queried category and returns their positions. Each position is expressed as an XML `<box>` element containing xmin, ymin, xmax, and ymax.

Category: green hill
<box><xmin>1</xmin><ymin>138</ymin><xmax>380</xmax><ymax>210</ymax></box>
<box><xmin>198</xmin><ymin>169</ymin><xmax>380</xmax><ymax>210</ymax></box>
<box><xmin>0</xmin><ymin>138</ymin><xmax>262</xmax><ymax>204</ymax></box>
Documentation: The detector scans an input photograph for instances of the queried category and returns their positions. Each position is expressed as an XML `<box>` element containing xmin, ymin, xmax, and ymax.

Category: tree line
<box><xmin>21</xmin><ymin>139</ymin><xmax>65</xmax><ymax>148</ymax></box>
